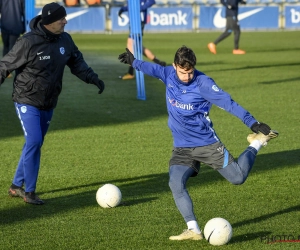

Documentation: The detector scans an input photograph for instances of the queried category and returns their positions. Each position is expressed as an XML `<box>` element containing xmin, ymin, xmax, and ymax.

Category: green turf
<box><xmin>0</xmin><ymin>31</ymin><xmax>299</xmax><ymax>250</ymax></box>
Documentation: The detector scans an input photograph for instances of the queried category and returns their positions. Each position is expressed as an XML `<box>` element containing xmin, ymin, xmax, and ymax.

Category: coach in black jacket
<box><xmin>0</xmin><ymin>2</ymin><xmax>105</xmax><ymax>205</ymax></box>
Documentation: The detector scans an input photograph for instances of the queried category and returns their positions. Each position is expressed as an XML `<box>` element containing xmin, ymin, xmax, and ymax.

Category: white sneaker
<box><xmin>169</xmin><ymin>229</ymin><xmax>203</xmax><ymax>241</ymax></box>
<box><xmin>247</xmin><ymin>130</ymin><xmax>278</xmax><ymax>146</ymax></box>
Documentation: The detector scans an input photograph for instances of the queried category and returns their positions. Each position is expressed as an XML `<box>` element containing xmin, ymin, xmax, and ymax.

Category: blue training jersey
<box><xmin>132</xmin><ymin>60</ymin><xmax>257</xmax><ymax>147</ymax></box>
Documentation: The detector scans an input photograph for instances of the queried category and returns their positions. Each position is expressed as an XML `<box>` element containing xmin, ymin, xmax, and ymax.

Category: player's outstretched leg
<box><xmin>219</xmin><ymin>130</ymin><xmax>278</xmax><ymax>184</ymax></box>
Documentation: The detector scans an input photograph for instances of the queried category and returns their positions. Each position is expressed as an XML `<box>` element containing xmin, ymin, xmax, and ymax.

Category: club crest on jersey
<box><xmin>60</xmin><ymin>47</ymin><xmax>65</xmax><ymax>55</ymax></box>
<box><xmin>21</xmin><ymin>106</ymin><xmax>27</xmax><ymax>113</ymax></box>
<box><xmin>212</xmin><ymin>85</ymin><xmax>219</xmax><ymax>92</ymax></box>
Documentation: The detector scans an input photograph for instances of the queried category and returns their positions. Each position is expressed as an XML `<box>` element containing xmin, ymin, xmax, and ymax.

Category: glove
<box><xmin>118</xmin><ymin>9</ymin><xmax>123</xmax><ymax>18</ymax></box>
<box><xmin>250</xmin><ymin>122</ymin><xmax>271</xmax><ymax>135</ymax></box>
<box><xmin>91</xmin><ymin>77</ymin><xmax>105</xmax><ymax>94</ymax></box>
<box><xmin>228</xmin><ymin>5</ymin><xmax>232</xmax><ymax>9</ymax></box>
<box><xmin>118</xmin><ymin>48</ymin><xmax>135</xmax><ymax>65</ymax></box>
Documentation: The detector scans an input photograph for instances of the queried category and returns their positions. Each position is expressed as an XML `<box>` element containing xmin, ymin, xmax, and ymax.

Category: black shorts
<box><xmin>226</xmin><ymin>16</ymin><xmax>240</xmax><ymax>31</ymax></box>
<box><xmin>169</xmin><ymin>142</ymin><xmax>235</xmax><ymax>176</ymax></box>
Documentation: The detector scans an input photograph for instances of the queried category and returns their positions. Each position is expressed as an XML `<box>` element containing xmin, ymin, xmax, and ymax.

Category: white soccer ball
<box><xmin>96</xmin><ymin>184</ymin><xmax>122</xmax><ymax>208</ymax></box>
<box><xmin>204</xmin><ymin>217</ymin><xmax>233</xmax><ymax>246</ymax></box>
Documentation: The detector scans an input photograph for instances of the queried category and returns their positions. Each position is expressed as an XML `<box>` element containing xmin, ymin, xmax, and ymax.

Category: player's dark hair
<box><xmin>174</xmin><ymin>45</ymin><xmax>196</xmax><ymax>70</ymax></box>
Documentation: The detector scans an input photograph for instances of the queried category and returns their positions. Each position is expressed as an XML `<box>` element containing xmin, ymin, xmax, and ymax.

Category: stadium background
<box><xmin>33</xmin><ymin>0</ymin><xmax>300</xmax><ymax>32</ymax></box>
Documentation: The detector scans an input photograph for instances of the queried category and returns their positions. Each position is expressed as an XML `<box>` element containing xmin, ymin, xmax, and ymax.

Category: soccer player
<box><xmin>118</xmin><ymin>0</ymin><xmax>166</xmax><ymax>80</ymax></box>
<box><xmin>118</xmin><ymin>46</ymin><xmax>278</xmax><ymax>240</ymax></box>
<box><xmin>208</xmin><ymin>0</ymin><xmax>247</xmax><ymax>55</ymax></box>
<box><xmin>0</xmin><ymin>2</ymin><xmax>104</xmax><ymax>205</ymax></box>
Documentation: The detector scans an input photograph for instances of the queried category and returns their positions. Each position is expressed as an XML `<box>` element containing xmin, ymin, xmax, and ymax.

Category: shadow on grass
<box><xmin>232</xmin><ymin>205</ymin><xmax>300</xmax><ymax>229</ymax></box>
<box><xmin>203</xmin><ymin>62</ymin><xmax>300</xmax><ymax>73</ymax></box>
<box><xmin>230</xmin><ymin>231</ymin><xmax>272</xmax><ymax>244</ymax></box>
<box><xmin>1</xmin><ymin>149</ymin><xmax>299</xmax><ymax>226</ymax></box>
<box><xmin>0</xmin><ymin>72</ymin><xmax>168</xmax><ymax>139</ymax></box>
<box><xmin>259</xmin><ymin>76</ymin><xmax>300</xmax><ymax>84</ymax></box>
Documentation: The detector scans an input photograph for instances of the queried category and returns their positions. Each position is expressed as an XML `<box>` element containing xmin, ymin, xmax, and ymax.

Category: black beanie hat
<box><xmin>42</xmin><ymin>2</ymin><xmax>66</xmax><ymax>25</ymax></box>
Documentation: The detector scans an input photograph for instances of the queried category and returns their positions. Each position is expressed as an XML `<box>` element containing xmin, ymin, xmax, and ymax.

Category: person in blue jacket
<box><xmin>118</xmin><ymin>0</ymin><xmax>166</xmax><ymax>80</ymax></box>
<box><xmin>0</xmin><ymin>0</ymin><xmax>26</xmax><ymax>77</ymax></box>
<box><xmin>208</xmin><ymin>0</ymin><xmax>246</xmax><ymax>55</ymax></box>
<box><xmin>118</xmin><ymin>46</ymin><xmax>278</xmax><ymax>240</ymax></box>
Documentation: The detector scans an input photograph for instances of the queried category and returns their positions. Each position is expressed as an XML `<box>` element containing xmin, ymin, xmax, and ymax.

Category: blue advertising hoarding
<box><xmin>111</xmin><ymin>6</ymin><xmax>193</xmax><ymax>32</ymax></box>
<box><xmin>199</xmin><ymin>6</ymin><xmax>279</xmax><ymax>29</ymax></box>
<box><xmin>285</xmin><ymin>5</ymin><xmax>300</xmax><ymax>28</ymax></box>
<box><xmin>32</xmin><ymin>5</ymin><xmax>300</xmax><ymax>32</ymax></box>
<box><xmin>36</xmin><ymin>7</ymin><xmax>106</xmax><ymax>32</ymax></box>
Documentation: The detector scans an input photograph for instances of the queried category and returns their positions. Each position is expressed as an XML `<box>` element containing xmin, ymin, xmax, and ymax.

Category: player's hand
<box><xmin>250</xmin><ymin>122</ymin><xmax>271</xmax><ymax>135</ymax></box>
<box><xmin>118</xmin><ymin>9</ymin><xmax>123</xmax><ymax>18</ymax></box>
<box><xmin>228</xmin><ymin>5</ymin><xmax>232</xmax><ymax>9</ymax></box>
<box><xmin>91</xmin><ymin>77</ymin><xmax>105</xmax><ymax>94</ymax></box>
<box><xmin>118</xmin><ymin>48</ymin><xmax>135</xmax><ymax>65</ymax></box>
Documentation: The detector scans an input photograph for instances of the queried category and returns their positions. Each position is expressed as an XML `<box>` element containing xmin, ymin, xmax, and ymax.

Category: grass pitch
<box><xmin>0</xmin><ymin>31</ymin><xmax>299</xmax><ymax>250</ymax></box>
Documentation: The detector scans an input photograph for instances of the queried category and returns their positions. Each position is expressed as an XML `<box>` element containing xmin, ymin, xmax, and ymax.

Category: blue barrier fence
<box><xmin>34</xmin><ymin>4</ymin><xmax>300</xmax><ymax>32</ymax></box>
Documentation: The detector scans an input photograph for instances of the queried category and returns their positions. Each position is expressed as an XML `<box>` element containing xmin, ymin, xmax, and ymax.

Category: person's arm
<box><xmin>199</xmin><ymin>76</ymin><xmax>273</xmax><ymax>134</ymax></box>
<box><xmin>223</xmin><ymin>0</ymin><xmax>239</xmax><ymax>9</ymax></box>
<box><xmin>197</xmin><ymin>76</ymin><xmax>265</xmax><ymax>131</ymax></box>
<box><xmin>118</xmin><ymin>48</ymin><xmax>168</xmax><ymax>82</ymax></box>
<box><xmin>118</xmin><ymin>4</ymin><xmax>128</xmax><ymax>18</ymax></box>
<box><xmin>133</xmin><ymin>59</ymin><xmax>168</xmax><ymax>82</ymax></box>
<box><xmin>0</xmin><ymin>37</ymin><xmax>28</xmax><ymax>85</ymax></box>
<box><xmin>221</xmin><ymin>0</ymin><xmax>229</xmax><ymax>8</ymax></box>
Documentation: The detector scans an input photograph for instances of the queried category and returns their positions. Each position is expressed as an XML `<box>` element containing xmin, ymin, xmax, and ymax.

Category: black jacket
<box><xmin>0</xmin><ymin>15</ymin><xmax>98</xmax><ymax>110</ymax></box>
<box><xmin>221</xmin><ymin>0</ymin><xmax>246</xmax><ymax>18</ymax></box>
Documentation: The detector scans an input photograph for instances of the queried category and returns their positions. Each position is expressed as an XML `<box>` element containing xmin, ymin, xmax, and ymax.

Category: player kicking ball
<box><xmin>118</xmin><ymin>46</ymin><xmax>278</xmax><ymax>240</ymax></box>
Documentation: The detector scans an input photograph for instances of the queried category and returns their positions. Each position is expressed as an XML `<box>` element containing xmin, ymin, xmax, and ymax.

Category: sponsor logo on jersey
<box><xmin>168</xmin><ymin>96</ymin><xmax>194</xmax><ymax>110</ymax></box>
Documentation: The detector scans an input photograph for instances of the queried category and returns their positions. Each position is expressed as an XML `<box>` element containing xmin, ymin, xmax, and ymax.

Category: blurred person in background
<box><xmin>0</xmin><ymin>0</ymin><xmax>26</xmax><ymax>77</ymax></box>
<box><xmin>118</xmin><ymin>0</ymin><xmax>166</xmax><ymax>80</ymax></box>
<box><xmin>208</xmin><ymin>0</ymin><xmax>247</xmax><ymax>55</ymax></box>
